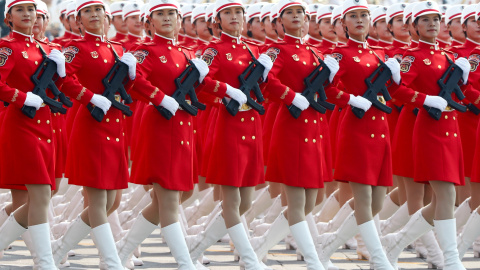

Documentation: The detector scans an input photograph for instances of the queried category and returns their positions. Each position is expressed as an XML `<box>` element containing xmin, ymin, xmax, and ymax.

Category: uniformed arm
<box><xmin>0</xmin><ymin>44</ymin><xmax>27</xmax><ymax>106</ymax></box>
<box><xmin>262</xmin><ymin>47</ymin><xmax>296</xmax><ymax>105</ymax></box>
<box><xmin>463</xmin><ymin>84</ymin><xmax>480</xmax><ymax>105</ymax></box>
<box><xmin>130</xmin><ymin>48</ymin><xmax>166</xmax><ymax>106</ymax></box>
<box><xmin>195</xmin><ymin>46</ymin><xmax>228</xmax><ymax>98</ymax></box>
<box><xmin>60</xmin><ymin>44</ymin><xmax>95</xmax><ymax>105</ymax></box>
<box><xmin>389</xmin><ymin>54</ymin><xmax>427</xmax><ymax>108</ymax></box>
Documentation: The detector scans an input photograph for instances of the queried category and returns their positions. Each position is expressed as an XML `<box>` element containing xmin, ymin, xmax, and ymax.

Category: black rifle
<box><xmin>87</xmin><ymin>45</ymin><xmax>133</xmax><ymax>122</ymax></box>
<box><xmin>223</xmin><ymin>43</ymin><xmax>265</xmax><ymax>116</ymax></box>
<box><xmin>22</xmin><ymin>43</ymin><xmax>73</xmax><ymax>119</ymax></box>
<box><xmin>423</xmin><ymin>55</ymin><xmax>466</xmax><ymax>120</ymax></box>
<box><xmin>287</xmin><ymin>56</ymin><xmax>334</xmax><ymax>119</ymax></box>
<box><xmin>156</xmin><ymin>59</ymin><xmax>206</xmax><ymax>120</ymax></box>
<box><xmin>352</xmin><ymin>60</ymin><xmax>393</xmax><ymax>119</ymax></box>
<box><xmin>467</xmin><ymin>103</ymin><xmax>480</xmax><ymax>115</ymax></box>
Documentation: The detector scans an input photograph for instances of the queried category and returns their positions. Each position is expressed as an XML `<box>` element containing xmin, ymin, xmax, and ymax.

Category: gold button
<box><xmin>243</xmin><ymin>46</ymin><xmax>246</xmax><ymax>49</ymax></box>
<box><xmin>369</xmin><ymin>51</ymin><xmax>373</xmax><ymax>54</ymax></box>
<box><xmin>367</xmin><ymin>63</ymin><xmax>370</xmax><ymax>67</ymax></box>
<box><xmin>53</xmin><ymin>130</ymin><xmax>55</xmax><ymax>133</ymax></box>
<box><xmin>35</xmin><ymin>61</ymin><xmax>38</xmax><ymax>65</ymax></box>
<box><xmin>123</xmin><ymin>132</ymin><xmax>125</xmax><ymax>136</ymax></box>
<box><xmin>168</xmin><ymin>46</ymin><xmax>172</xmax><ymax>50</ymax></box>
<box><xmin>305</xmin><ymin>119</ymin><xmax>308</xmax><ymax>123</ymax></box>
<box><xmin>107</xmin><ymin>44</ymin><xmax>111</xmax><ymax>48</ymax></box>
<box><xmin>187</xmin><ymin>141</ymin><xmax>190</xmax><ymax>145</ymax></box>
<box><xmin>176</xmin><ymin>64</ymin><xmax>179</xmax><ymax>67</ymax></box>
<box><xmin>47</xmin><ymin>139</ymin><xmax>51</xmax><ymax>143</ymax></box>
<box><xmin>320</xmin><ymin>117</ymin><xmax>323</xmax><ymax>121</ymax></box>
<box><xmin>453</xmin><ymin>116</ymin><xmax>456</xmax><ymax>120</ymax></box>
<box><xmin>26</xmin><ymin>43</ymin><xmax>30</xmax><ymax>47</ymax></box>
<box><xmin>181</xmin><ymin>141</ymin><xmax>184</xmax><ymax>145</ymax></box>
<box><xmin>377</xmin><ymin>63</ymin><xmax>381</xmax><ymax>67</ymax></box>
<box><xmin>107</xmin><ymin>137</ymin><xmax>110</xmax><ymax>140</ymax></box>
<box><xmin>188</xmin><ymin>122</ymin><xmax>191</xmax><ymax>126</ymax></box>
<box><xmin>313</xmin><ymin>120</ymin><xmax>317</xmax><ymax>124</ymax></box>
<box><xmin>381</xmin><ymin>134</ymin><xmax>385</xmax><ymax>138</ymax></box>
<box><xmin>430</xmin><ymin>46</ymin><xmax>434</xmax><ymax>49</ymax></box>
<box><xmin>96</xmin><ymin>43</ymin><xmax>100</xmax><ymax>47</ymax></box>
<box><xmin>313</xmin><ymin>139</ymin><xmax>316</xmax><ymax>143</ymax></box>
<box><xmin>178</xmin><ymin>48</ymin><xmax>182</xmax><ymax>51</ymax></box>
<box><xmin>116</xmin><ymin>118</ymin><xmax>120</xmax><ymax>122</ymax></box>
<box><xmin>106</xmin><ymin>118</ymin><xmax>110</xmax><ymax>122</ymax></box>
<box><xmin>296</xmin><ymin>45</ymin><xmax>299</xmax><ymax>48</ymax></box>
<box><xmin>38</xmin><ymin>137</ymin><xmax>41</xmax><ymax>140</ymax></box>
<box><xmin>454</xmin><ymin>133</ymin><xmax>458</xmax><ymax>137</ymax></box>
<box><xmin>358</xmin><ymin>50</ymin><xmax>362</xmax><ymax>53</ymax></box>
<box><xmin>313</xmin><ymin>63</ymin><xmax>317</xmax><ymax>66</ymax></box>
<box><xmin>306</xmin><ymin>46</ymin><xmax>310</xmax><ymax>50</ymax></box>
<box><xmin>320</xmin><ymin>135</ymin><xmax>323</xmax><ymax>139</ymax></box>
<box><xmin>303</xmin><ymin>61</ymin><xmax>306</xmax><ymax>65</ymax></box>
<box><xmin>252</xmin><ymin>136</ymin><xmax>256</xmax><ymax>140</ymax></box>
<box><xmin>438</xmin><ymin>65</ymin><xmax>441</xmax><ymax>69</ymax></box>
<box><xmin>59</xmin><ymin>129</ymin><xmax>61</xmax><ymax>132</ymax></box>
<box><xmin>251</xmin><ymin>117</ymin><xmax>254</xmax><ymax>121</ymax></box>
<box><xmin>372</xmin><ymin>116</ymin><xmax>375</xmax><ymax>120</ymax></box>
<box><xmin>249</xmin><ymin>61</ymin><xmax>252</xmax><ymax>64</ymax></box>
<box><xmin>180</xmin><ymin>121</ymin><xmax>183</xmax><ymax>125</ymax></box>
<box><xmin>46</xmin><ymin>120</ymin><xmax>50</xmax><ymax>124</ymax></box>
<box><xmin>36</xmin><ymin>44</ymin><xmax>39</xmax><ymax>48</ymax></box>
<box><xmin>381</xmin><ymin>116</ymin><xmax>385</xmax><ymax>120</ymax></box>
<box><xmin>194</xmin><ymin>130</ymin><xmax>197</xmax><ymax>134</ymax></box>
<box><xmin>232</xmin><ymin>45</ymin><xmax>236</xmax><ymax>49</ymax></box>
<box><xmin>241</xmin><ymin>118</ymin><xmax>244</xmax><ymax>122</ymax></box>
<box><xmin>371</xmin><ymin>134</ymin><xmax>375</xmax><ymax>138</ymax></box>
<box><xmin>441</xmin><ymin>52</ymin><xmax>445</xmax><ymax>55</ymax></box>
<box><xmin>446</xmin><ymin>132</ymin><xmax>449</xmax><ymax>136</ymax></box>
<box><xmin>305</xmin><ymin>138</ymin><xmax>308</xmax><ymax>142</ymax></box>
<box><xmin>445</xmin><ymin>115</ymin><xmax>448</xmax><ymax>119</ymax></box>
<box><xmin>242</xmin><ymin>136</ymin><xmax>245</xmax><ymax>140</ymax></box>
<box><xmin>104</xmin><ymin>59</ymin><xmax>107</xmax><ymax>63</ymax></box>
<box><xmin>37</xmin><ymin>120</ymin><xmax>41</xmax><ymax>124</ymax></box>
<box><xmin>430</xmin><ymin>51</ymin><xmax>434</xmax><ymax>55</ymax></box>
<box><xmin>239</xmin><ymin>61</ymin><xmax>243</xmax><ymax>65</ymax></box>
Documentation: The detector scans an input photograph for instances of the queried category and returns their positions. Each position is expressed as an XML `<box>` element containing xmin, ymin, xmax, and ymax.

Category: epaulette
<box><xmin>406</xmin><ymin>47</ymin><xmax>421</xmax><ymax>52</ymax></box>
<box><xmin>1</xmin><ymin>36</ymin><xmax>15</xmax><ymax>42</ymax></box>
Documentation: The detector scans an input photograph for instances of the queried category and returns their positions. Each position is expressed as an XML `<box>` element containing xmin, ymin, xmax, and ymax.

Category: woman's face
<box><xmin>342</xmin><ymin>9</ymin><xmax>370</xmax><ymax>40</ymax></box>
<box><xmin>319</xmin><ymin>17</ymin><xmax>336</xmax><ymax>41</ymax></box>
<box><xmin>247</xmin><ymin>17</ymin><xmax>265</xmax><ymax>40</ymax></box>
<box><xmin>388</xmin><ymin>15</ymin><xmax>409</xmax><ymax>40</ymax></box>
<box><xmin>279</xmin><ymin>6</ymin><xmax>305</xmax><ymax>33</ymax></box>
<box><xmin>414</xmin><ymin>13</ymin><xmax>440</xmax><ymax>41</ymax></box>
<box><xmin>375</xmin><ymin>18</ymin><xmax>392</xmax><ymax>41</ymax></box>
<box><xmin>150</xmin><ymin>9</ymin><xmax>177</xmax><ymax>38</ymax></box>
<box><xmin>438</xmin><ymin>17</ymin><xmax>450</xmax><ymax>41</ymax></box>
<box><xmin>218</xmin><ymin>7</ymin><xmax>244</xmax><ymax>34</ymax></box>
<box><xmin>104</xmin><ymin>16</ymin><xmax>111</xmax><ymax>34</ymax></box>
<box><xmin>261</xmin><ymin>17</ymin><xmax>277</xmax><ymax>39</ymax></box>
<box><xmin>126</xmin><ymin>15</ymin><xmax>142</xmax><ymax>35</ymax></box>
<box><xmin>464</xmin><ymin>17</ymin><xmax>480</xmax><ymax>40</ymax></box>
<box><xmin>8</xmin><ymin>4</ymin><xmax>36</xmax><ymax>32</ymax></box>
<box><xmin>447</xmin><ymin>17</ymin><xmax>465</xmax><ymax>41</ymax></box>
<box><xmin>195</xmin><ymin>17</ymin><xmax>212</xmax><ymax>40</ymax></box>
<box><xmin>32</xmin><ymin>14</ymin><xmax>45</xmax><ymax>36</ymax></box>
<box><xmin>78</xmin><ymin>5</ymin><xmax>106</xmax><ymax>33</ymax></box>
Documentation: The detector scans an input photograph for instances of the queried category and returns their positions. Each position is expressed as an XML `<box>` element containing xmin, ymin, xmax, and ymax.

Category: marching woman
<box><xmin>115</xmin><ymin>0</ymin><xmax>209</xmax><ymax>268</ymax></box>
<box><xmin>315</xmin><ymin>0</ymin><xmax>402</xmax><ymax>269</ymax></box>
<box><xmin>186</xmin><ymin>0</ymin><xmax>273</xmax><ymax>269</ymax></box>
<box><xmin>381</xmin><ymin>2</ymin><xmax>469</xmax><ymax>270</ymax></box>
<box><xmin>0</xmin><ymin>0</ymin><xmax>66</xmax><ymax>267</ymax></box>
<box><xmin>48</xmin><ymin>0</ymin><xmax>138</xmax><ymax>268</ymax></box>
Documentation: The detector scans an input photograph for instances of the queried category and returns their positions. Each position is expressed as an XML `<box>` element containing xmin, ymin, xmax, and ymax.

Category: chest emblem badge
<box><xmin>91</xmin><ymin>51</ymin><xmax>99</xmax><ymax>59</ymax></box>
<box><xmin>292</xmin><ymin>54</ymin><xmax>299</xmax><ymax>61</ymax></box>
<box><xmin>353</xmin><ymin>56</ymin><xmax>360</xmax><ymax>63</ymax></box>
<box><xmin>423</xmin><ymin>59</ymin><xmax>431</xmax><ymax>65</ymax></box>
<box><xmin>160</xmin><ymin>56</ymin><xmax>167</xmax><ymax>63</ymax></box>
<box><xmin>22</xmin><ymin>51</ymin><xmax>28</xmax><ymax>59</ymax></box>
<box><xmin>226</xmin><ymin>53</ymin><xmax>232</xmax><ymax>61</ymax></box>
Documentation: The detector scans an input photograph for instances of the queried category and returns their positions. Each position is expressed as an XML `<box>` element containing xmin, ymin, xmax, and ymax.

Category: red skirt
<box><xmin>386</xmin><ymin>99</ymin><xmax>402</xmax><ymax>145</ymax></box>
<box><xmin>266</xmin><ymin>106</ymin><xmax>326</xmax><ymax>188</ymax></box>
<box><xmin>0</xmin><ymin>106</ymin><xmax>55</xmax><ymax>189</ymax></box>
<box><xmin>334</xmin><ymin>106</ymin><xmax>392</xmax><ymax>186</ymax></box>
<box><xmin>130</xmin><ymin>101</ymin><xmax>147</xmax><ymax>163</ymax></box>
<box><xmin>328</xmin><ymin>107</ymin><xmax>343</xmax><ymax>170</ymax></box>
<box><xmin>66</xmin><ymin>106</ymin><xmax>129</xmax><ymax>190</ymax></box>
<box><xmin>412</xmin><ymin>109</ymin><xmax>464</xmax><ymax>185</ymax></box>
<box><xmin>131</xmin><ymin>105</ymin><xmax>194</xmax><ymax>191</ymax></box>
<box><xmin>262</xmin><ymin>102</ymin><xmax>280</xmax><ymax>166</ymax></box>
<box><xmin>319</xmin><ymin>114</ymin><xmax>333</xmax><ymax>183</ymax></box>
<box><xmin>200</xmin><ymin>106</ymin><xmax>219</xmax><ymax>177</ymax></box>
<box><xmin>469</xmin><ymin>120</ymin><xmax>480</xmax><ymax>183</ymax></box>
<box><xmin>52</xmin><ymin>113</ymin><xmax>67</xmax><ymax>178</ymax></box>
<box><xmin>65</xmin><ymin>101</ymin><xmax>80</xmax><ymax>140</ymax></box>
<box><xmin>457</xmin><ymin>111</ymin><xmax>479</xmax><ymax>178</ymax></box>
<box><xmin>206</xmin><ymin>107</ymin><xmax>264</xmax><ymax>187</ymax></box>
<box><xmin>392</xmin><ymin>104</ymin><xmax>416</xmax><ymax>178</ymax></box>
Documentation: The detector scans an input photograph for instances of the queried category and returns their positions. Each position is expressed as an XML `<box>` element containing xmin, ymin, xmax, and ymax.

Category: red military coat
<box><xmin>62</xmin><ymin>32</ymin><xmax>129</xmax><ymax>190</ymax></box>
<box><xmin>332</xmin><ymin>38</ymin><xmax>393</xmax><ymax>186</ymax></box>
<box><xmin>0</xmin><ymin>31</ymin><xmax>58</xmax><ymax>189</ymax></box>
<box><xmin>392</xmin><ymin>40</ymin><xmax>464</xmax><ymax>185</ymax></box>
<box><xmin>129</xmin><ymin>34</ymin><xmax>195</xmax><ymax>191</ymax></box>
<box><xmin>197</xmin><ymin>32</ymin><xmax>265</xmax><ymax>187</ymax></box>
<box><xmin>264</xmin><ymin>34</ymin><xmax>349</xmax><ymax>188</ymax></box>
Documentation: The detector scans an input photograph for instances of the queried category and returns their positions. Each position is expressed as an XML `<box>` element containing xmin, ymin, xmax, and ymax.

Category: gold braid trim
<box><xmin>76</xmin><ymin>87</ymin><xmax>86</xmax><ymax>101</ymax></box>
<box><xmin>150</xmin><ymin>88</ymin><xmax>160</xmax><ymax>99</ymax></box>
<box><xmin>11</xmin><ymin>89</ymin><xmax>18</xmax><ymax>103</ymax></box>
<box><xmin>475</xmin><ymin>95</ymin><xmax>480</xmax><ymax>105</ymax></box>
<box><xmin>336</xmin><ymin>90</ymin><xmax>344</xmax><ymax>99</ymax></box>
<box><xmin>280</xmin><ymin>87</ymin><xmax>290</xmax><ymax>100</ymax></box>
<box><xmin>213</xmin><ymin>81</ymin><xmax>220</xmax><ymax>93</ymax></box>
<box><xmin>411</xmin><ymin>91</ymin><xmax>418</xmax><ymax>103</ymax></box>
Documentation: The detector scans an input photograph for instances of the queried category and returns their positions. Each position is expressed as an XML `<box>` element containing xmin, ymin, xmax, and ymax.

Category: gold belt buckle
<box><xmin>178</xmin><ymin>100</ymin><xmax>191</xmax><ymax>111</ymax></box>
<box><xmin>114</xmin><ymin>95</ymin><xmax>121</xmax><ymax>102</ymax></box>
<box><xmin>377</xmin><ymin>96</ymin><xmax>386</xmax><ymax>105</ymax></box>
<box><xmin>239</xmin><ymin>103</ymin><xmax>252</xmax><ymax>112</ymax></box>
<box><xmin>445</xmin><ymin>105</ymin><xmax>454</xmax><ymax>112</ymax></box>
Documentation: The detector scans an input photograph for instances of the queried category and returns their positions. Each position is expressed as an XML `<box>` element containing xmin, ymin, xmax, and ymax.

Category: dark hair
<box><xmin>387</xmin><ymin>18</ymin><xmax>394</xmax><ymax>37</ymax></box>
<box><xmin>246</xmin><ymin>18</ymin><xmax>254</xmax><ymax>38</ymax></box>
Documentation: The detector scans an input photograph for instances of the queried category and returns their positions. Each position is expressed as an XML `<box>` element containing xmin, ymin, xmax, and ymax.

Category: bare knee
<box><xmin>239</xmin><ymin>199</ymin><xmax>252</xmax><ymax>215</ymax></box>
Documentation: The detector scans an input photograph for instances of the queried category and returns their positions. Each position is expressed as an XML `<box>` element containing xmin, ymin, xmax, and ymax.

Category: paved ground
<box><xmin>1</xmin><ymin>229</ymin><xmax>479</xmax><ymax>269</ymax></box>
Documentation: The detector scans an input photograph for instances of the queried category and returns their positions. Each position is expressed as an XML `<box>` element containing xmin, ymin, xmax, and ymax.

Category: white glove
<box><xmin>120</xmin><ymin>52</ymin><xmax>137</xmax><ymax>80</ymax></box>
<box><xmin>424</xmin><ymin>95</ymin><xmax>447</xmax><ymax>111</ymax></box>
<box><xmin>292</xmin><ymin>93</ymin><xmax>309</xmax><ymax>111</ymax></box>
<box><xmin>191</xmin><ymin>58</ymin><xmax>209</xmax><ymax>83</ymax></box>
<box><xmin>48</xmin><ymin>49</ymin><xmax>66</xmax><ymax>78</ymax></box>
<box><xmin>455</xmin><ymin>57</ymin><xmax>470</xmax><ymax>84</ymax></box>
<box><xmin>24</xmin><ymin>92</ymin><xmax>43</xmax><ymax>110</ymax></box>
<box><xmin>348</xmin><ymin>94</ymin><xmax>372</xmax><ymax>111</ymax></box>
<box><xmin>324</xmin><ymin>55</ymin><xmax>339</xmax><ymax>83</ymax></box>
<box><xmin>385</xmin><ymin>58</ymin><xmax>401</xmax><ymax>85</ymax></box>
<box><xmin>160</xmin><ymin>95</ymin><xmax>179</xmax><ymax>116</ymax></box>
<box><xmin>90</xmin><ymin>94</ymin><xmax>112</xmax><ymax>115</ymax></box>
<box><xmin>257</xmin><ymin>54</ymin><xmax>273</xmax><ymax>81</ymax></box>
<box><xmin>226</xmin><ymin>84</ymin><xmax>247</xmax><ymax>106</ymax></box>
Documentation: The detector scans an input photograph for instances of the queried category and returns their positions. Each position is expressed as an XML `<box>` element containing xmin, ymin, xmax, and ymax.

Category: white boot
<box><xmin>381</xmin><ymin>210</ymin><xmax>432</xmax><ymax>269</ymax></box>
<box><xmin>185</xmin><ymin>189</ymin><xmax>217</xmax><ymax>226</ymax></box>
<box><xmin>356</xmin><ymin>233</ymin><xmax>370</xmax><ymax>260</ymax></box>
<box><xmin>188</xmin><ymin>211</ymin><xmax>227</xmax><ymax>263</ymax></box>
<box><xmin>379</xmin><ymin>193</ymin><xmax>400</xmax><ymax>220</ymax></box>
<box><xmin>457</xmin><ymin>211</ymin><xmax>480</xmax><ymax>259</ymax></box>
<box><xmin>359</xmin><ymin>220</ymin><xmax>394</xmax><ymax>270</ymax></box>
<box><xmin>163</xmin><ymin>222</ymin><xmax>196</xmax><ymax>270</ymax></box>
<box><xmin>419</xmin><ymin>230</ymin><xmax>444</xmax><ymax>269</ymax></box>
<box><xmin>108</xmin><ymin>210</ymin><xmax>126</xmax><ymax>241</ymax></box>
<box><xmin>91</xmin><ymin>223</ymin><xmax>124</xmax><ymax>269</ymax></box>
<box><xmin>29</xmin><ymin>223</ymin><xmax>56</xmax><ymax>270</ymax></box>
<box><xmin>251</xmin><ymin>212</ymin><xmax>289</xmax><ymax>261</ymax></box>
<box><xmin>228</xmin><ymin>223</ymin><xmax>263</xmax><ymax>270</ymax></box>
<box><xmin>318</xmin><ymin>212</ymin><xmax>358</xmax><ymax>268</ymax></box>
<box><xmin>119</xmin><ymin>192</ymin><xmax>151</xmax><ymax>226</ymax></box>
<box><xmin>317</xmin><ymin>199</ymin><xmax>354</xmax><ymax>234</ymax></box>
<box><xmin>290</xmin><ymin>221</ymin><xmax>325</xmax><ymax>270</ymax></box>
<box><xmin>315</xmin><ymin>191</ymin><xmax>340</xmax><ymax>223</ymax></box>
<box><xmin>244</xmin><ymin>187</ymin><xmax>275</xmax><ymax>224</ymax></box>
<box><xmin>250</xmin><ymin>196</ymin><xmax>284</xmax><ymax>230</ymax></box>
<box><xmin>380</xmin><ymin>203</ymin><xmax>409</xmax><ymax>236</ymax></box>
<box><xmin>0</xmin><ymin>207</ymin><xmax>9</xmax><ymax>227</ymax></box>
<box><xmin>0</xmin><ymin>214</ymin><xmax>27</xmax><ymax>258</ymax></box>
<box><xmin>117</xmin><ymin>213</ymin><xmax>157</xmax><ymax>266</ymax></box>
<box><xmin>52</xmin><ymin>216</ymin><xmax>91</xmax><ymax>266</ymax></box>
<box><xmin>454</xmin><ymin>198</ymin><xmax>471</xmax><ymax>233</ymax></box>
<box><xmin>434</xmin><ymin>219</ymin><xmax>465</xmax><ymax>270</ymax></box>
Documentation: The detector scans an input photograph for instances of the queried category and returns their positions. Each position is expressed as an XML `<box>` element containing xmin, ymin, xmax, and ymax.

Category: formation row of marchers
<box><xmin>0</xmin><ymin>0</ymin><xmax>479</xmax><ymax>269</ymax></box>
